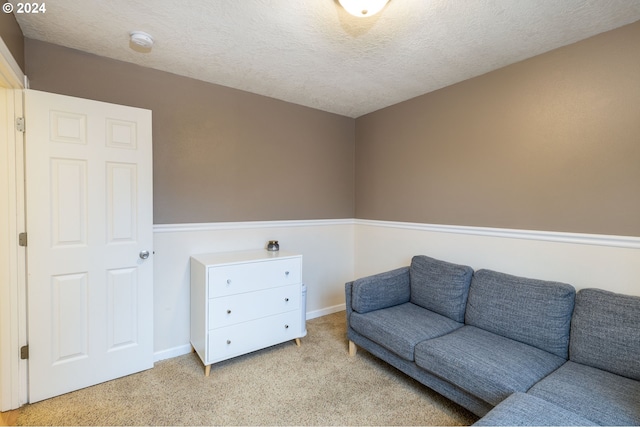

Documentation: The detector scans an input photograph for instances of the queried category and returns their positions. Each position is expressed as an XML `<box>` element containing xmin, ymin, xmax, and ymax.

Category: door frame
<box><xmin>0</xmin><ymin>36</ymin><xmax>27</xmax><ymax>411</ymax></box>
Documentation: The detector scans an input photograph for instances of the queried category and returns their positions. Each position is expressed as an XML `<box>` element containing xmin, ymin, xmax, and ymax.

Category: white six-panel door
<box><xmin>24</xmin><ymin>90</ymin><xmax>153</xmax><ymax>402</ymax></box>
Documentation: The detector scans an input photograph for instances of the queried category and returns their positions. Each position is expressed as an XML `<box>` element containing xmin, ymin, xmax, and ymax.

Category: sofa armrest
<box><xmin>345</xmin><ymin>281</ymin><xmax>355</xmax><ymax>328</ymax></box>
<box><xmin>348</xmin><ymin>267</ymin><xmax>411</xmax><ymax>314</ymax></box>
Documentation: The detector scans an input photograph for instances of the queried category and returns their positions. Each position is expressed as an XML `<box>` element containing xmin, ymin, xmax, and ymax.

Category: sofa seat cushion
<box><xmin>350</xmin><ymin>302</ymin><xmax>463</xmax><ymax>361</ymax></box>
<box><xmin>473</xmin><ymin>392</ymin><xmax>597</xmax><ymax>426</ymax></box>
<box><xmin>528</xmin><ymin>361</ymin><xmax>640</xmax><ymax>426</ymax></box>
<box><xmin>414</xmin><ymin>326</ymin><xmax>566</xmax><ymax>406</ymax></box>
<box><xmin>570</xmin><ymin>288</ymin><xmax>640</xmax><ymax>380</ymax></box>
<box><xmin>409</xmin><ymin>255</ymin><xmax>473</xmax><ymax>322</ymax></box>
<box><xmin>465</xmin><ymin>269</ymin><xmax>575</xmax><ymax>358</ymax></box>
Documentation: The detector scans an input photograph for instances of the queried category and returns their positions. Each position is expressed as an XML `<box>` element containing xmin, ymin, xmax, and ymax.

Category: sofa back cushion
<box><xmin>409</xmin><ymin>255</ymin><xmax>473</xmax><ymax>323</ymax></box>
<box><xmin>570</xmin><ymin>288</ymin><xmax>640</xmax><ymax>380</ymax></box>
<box><xmin>465</xmin><ymin>269</ymin><xmax>575</xmax><ymax>358</ymax></box>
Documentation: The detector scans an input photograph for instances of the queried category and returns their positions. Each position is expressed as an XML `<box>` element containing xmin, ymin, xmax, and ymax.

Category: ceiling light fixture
<box><xmin>129</xmin><ymin>31</ymin><xmax>154</xmax><ymax>49</ymax></box>
<box><xmin>338</xmin><ymin>0</ymin><xmax>389</xmax><ymax>17</ymax></box>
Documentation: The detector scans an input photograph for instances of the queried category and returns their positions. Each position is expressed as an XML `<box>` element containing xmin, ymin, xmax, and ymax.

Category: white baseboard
<box><xmin>306</xmin><ymin>304</ymin><xmax>346</xmax><ymax>320</ymax></box>
<box><xmin>154</xmin><ymin>344</ymin><xmax>193</xmax><ymax>362</ymax></box>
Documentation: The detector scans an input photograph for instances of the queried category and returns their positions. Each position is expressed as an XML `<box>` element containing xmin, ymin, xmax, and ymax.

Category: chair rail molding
<box><xmin>153</xmin><ymin>218</ymin><xmax>356</xmax><ymax>233</ymax></box>
<box><xmin>354</xmin><ymin>219</ymin><xmax>640</xmax><ymax>250</ymax></box>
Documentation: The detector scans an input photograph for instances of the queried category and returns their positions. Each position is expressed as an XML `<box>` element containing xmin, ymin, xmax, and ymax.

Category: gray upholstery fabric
<box><xmin>465</xmin><ymin>269</ymin><xmax>575</xmax><ymax>358</ymax></box>
<box><xmin>346</xmin><ymin>280</ymin><xmax>492</xmax><ymax>417</ymax></box>
<box><xmin>529</xmin><ymin>361</ymin><xmax>640</xmax><ymax>426</ymax></box>
<box><xmin>351</xmin><ymin>267</ymin><xmax>410</xmax><ymax>314</ymax></box>
<box><xmin>414</xmin><ymin>326</ymin><xmax>565</xmax><ymax>406</ymax></box>
<box><xmin>409</xmin><ymin>255</ymin><xmax>473</xmax><ymax>322</ymax></box>
<box><xmin>473</xmin><ymin>392</ymin><xmax>597</xmax><ymax>426</ymax></box>
<box><xmin>350</xmin><ymin>302</ymin><xmax>463</xmax><ymax>361</ymax></box>
<box><xmin>347</xmin><ymin>324</ymin><xmax>493</xmax><ymax>417</ymax></box>
<box><xmin>569</xmin><ymin>288</ymin><xmax>640</xmax><ymax>380</ymax></box>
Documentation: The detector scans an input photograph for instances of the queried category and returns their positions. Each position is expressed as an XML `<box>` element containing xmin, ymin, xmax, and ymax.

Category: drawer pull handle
<box><xmin>285</xmin><ymin>324</ymin><xmax>289</xmax><ymax>329</ymax></box>
<box><xmin>226</xmin><ymin>279</ymin><xmax>231</xmax><ymax>285</ymax></box>
<box><xmin>284</xmin><ymin>297</ymin><xmax>289</xmax><ymax>302</ymax></box>
<box><xmin>227</xmin><ymin>309</ymin><xmax>231</xmax><ymax>314</ymax></box>
<box><xmin>285</xmin><ymin>271</ymin><xmax>289</xmax><ymax>276</ymax></box>
<box><xmin>227</xmin><ymin>340</ymin><xmax>231</xmax><ymax>345</ymax></box>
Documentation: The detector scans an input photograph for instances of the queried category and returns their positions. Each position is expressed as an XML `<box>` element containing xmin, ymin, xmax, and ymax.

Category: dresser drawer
<box><xmin>207</xmin><ymin>311</ymin><xmax>301</xmax><ymax>364</ymax></box>
<box><xmin>208</xmin><ymin>284</ymin><xmax>300</xmax><ymax>329</ymax></box>
<box><xmin>208</xmin><ymin>258</ymin><xmax>301</xmax><ymax>297</ymax></box>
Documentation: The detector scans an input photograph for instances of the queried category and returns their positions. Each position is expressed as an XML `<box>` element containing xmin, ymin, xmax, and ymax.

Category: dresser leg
<box><xmin>205</xmin><ymin>364</ymin><xmax>211</xmax><ymax>377</ymax></box>
<box><xmin>349</xmin><ymin>340</ymin><xmax>357</xmax><ymax>356</ymax></box>
<box><xmin>295</xmin><ymin>338</ymin><xmax>301</xmax><ymax>347</ymax></box>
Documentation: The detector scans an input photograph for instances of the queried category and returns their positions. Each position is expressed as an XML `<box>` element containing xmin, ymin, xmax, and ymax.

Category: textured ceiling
<box><xmin>11</xmin><ymin>0</ymin><xmax>640</xmax><ymax>117</ymax></box>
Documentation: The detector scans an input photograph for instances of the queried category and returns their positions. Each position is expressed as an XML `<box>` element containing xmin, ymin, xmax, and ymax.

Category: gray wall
<box><xmin>25</xmin><ymin>39</ymin><xmax>355</xmax><ymax>224</ymax></box>
<box><xmin>23</xmin><ymin>21</ymin><xmax>640</xmax><ymax>236</ymax></box>
<box><xmin>355</xmin><ymin>21</ymin><xmax>640</xmax><ymax>237</ymax></box>
<box><xmin>0</xmin><ymin>5</ymin><xmax>24</xmax><ymax>72</ymax></box>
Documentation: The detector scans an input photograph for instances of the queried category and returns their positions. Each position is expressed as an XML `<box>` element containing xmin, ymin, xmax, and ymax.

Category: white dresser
<box><xmin>190</xmin><ymin>249</ymin><xmax>306</xmax><ymax>376</ymax></box>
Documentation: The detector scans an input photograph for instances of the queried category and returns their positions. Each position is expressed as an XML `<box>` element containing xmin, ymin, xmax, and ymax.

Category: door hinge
<box><xmin>20</xmin><ymin>345</ymin><xmax>29</xmax><ymax>360</ymax></box>
<box><xmin>16</xmin><ymin>117</ymin><xmax>25</xmax><ymax>133</ymax></box>
<box><xmin>18</xmin><ymin>232</ymin><xmax>27</xmax><ymax>247</ymax></box>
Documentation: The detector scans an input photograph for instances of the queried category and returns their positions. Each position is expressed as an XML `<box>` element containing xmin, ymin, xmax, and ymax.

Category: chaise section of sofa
<box><xmin>473</xmin><ymin>392</ymin><xmax>598</xmax><ymax>426</ymax></box>
<box><xmin>526</xmin><ymin>288</ymin><xmax>640</xmax><ymax>425</ymax></box>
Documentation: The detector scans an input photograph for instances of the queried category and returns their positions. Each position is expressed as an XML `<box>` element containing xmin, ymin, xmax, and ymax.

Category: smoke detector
<box><xmin>129</xmin><ymin>31</ymin><xmax>154</xmax><ymax>49</ymax></box>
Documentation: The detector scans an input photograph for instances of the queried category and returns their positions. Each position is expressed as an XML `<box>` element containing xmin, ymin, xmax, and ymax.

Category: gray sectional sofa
<box><xmin>345</xmin><ymin>255</ymin><xmax>640</xmax><ymax>425</ymax></box>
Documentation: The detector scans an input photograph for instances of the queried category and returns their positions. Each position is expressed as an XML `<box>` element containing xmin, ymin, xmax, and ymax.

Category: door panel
<box><xmin>51</xmin><ymin>158</ymin><xmax>88</xmax><ymax>246</ymax></box>
<box><xmin>51</xmin><ymin>273</ymin><xmax>88</xmax><ymax>364</ymax></box>
<box><xmin>106</xmin><ymin>162</ymin><xmax>137</xmax><ymax>243</ymax></box>
<box><xmin>25</xmin><ymin>89</ymin><xmax>153</xmax><ymax>403</ymax></box>
<box><xmin>106</xmin><ymin>267</ymin><xmax>139</xmax><ymax>350</ymax></box>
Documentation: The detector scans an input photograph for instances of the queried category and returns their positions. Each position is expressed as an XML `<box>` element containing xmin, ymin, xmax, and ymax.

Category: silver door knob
<box><xmin>139</xmin><ymin>250</ymin><xmax>150</xmax><ymax>260</ymax></box>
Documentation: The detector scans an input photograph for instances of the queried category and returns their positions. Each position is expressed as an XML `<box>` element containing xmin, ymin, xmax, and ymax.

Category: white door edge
<box><xmin>0</xmin><ymin>84</ymin><xmax>27</xmax><ymax>411</ymax></box>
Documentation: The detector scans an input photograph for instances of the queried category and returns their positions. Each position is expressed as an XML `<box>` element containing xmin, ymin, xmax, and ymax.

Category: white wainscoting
<box><xmin>152</xmin><ymin>218</ymin><xmax>640</xmax><ymax>362</ymax></box>
<box><xmin>355</xmin><ymin>219</ymin><xmax>640</xmax><ymax>297</ymax></box>
<box><xmin>152</xmin><ymin>219</ymin><xmax>354</xmax><ymax>361</ymax></box>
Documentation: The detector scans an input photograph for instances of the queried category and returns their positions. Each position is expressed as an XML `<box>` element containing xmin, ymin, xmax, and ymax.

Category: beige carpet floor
<box><xmin>15</xmin><ymin>312</ymin><xmax>478</xmax><ymax>426</ymax></box>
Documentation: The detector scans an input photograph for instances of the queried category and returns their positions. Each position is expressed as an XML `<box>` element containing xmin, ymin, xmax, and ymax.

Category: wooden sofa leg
<box><xmin>349</xmin><ymin>340</ymin><xmax>357</xmax><ymax>356</ymax></box>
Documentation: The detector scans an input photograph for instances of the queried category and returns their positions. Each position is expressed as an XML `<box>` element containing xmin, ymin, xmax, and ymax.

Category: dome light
<box><xmin>338</xmin><ymin>0</ymin><xmax>389</xmax><ymax>17</ymax></box>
